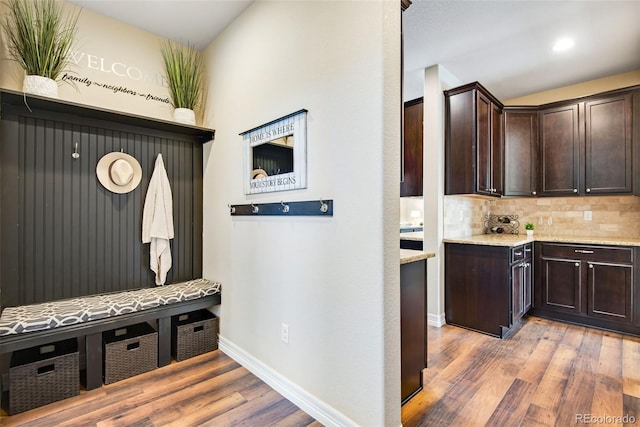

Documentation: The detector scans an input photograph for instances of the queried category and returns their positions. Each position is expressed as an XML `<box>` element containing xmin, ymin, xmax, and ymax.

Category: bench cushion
<box><xmin>0</xmin><ymin>278</ymin><xmax>221</xmax><ymax>337</ymax></box>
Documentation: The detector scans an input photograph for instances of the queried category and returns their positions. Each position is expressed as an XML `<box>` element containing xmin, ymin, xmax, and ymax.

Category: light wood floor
<box><xmin>403</xmin><ymin>316</ymin><xmax>640</xmax><ymax>426</ymax></box>
<box><xmin>2</xmin><ymin>316</ymin><xmax>639</xmax><ymax>426</ymax></box>
<box><xmin>0</xmin><ymin>350</ymin><xmax>321</xmax><ymax>427</ymax></box>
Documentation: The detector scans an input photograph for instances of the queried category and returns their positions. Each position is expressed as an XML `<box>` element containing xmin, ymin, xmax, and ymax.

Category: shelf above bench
<box><xmin>0</xmin><ymin>89</ymin><xmax>215</xmax><ymax>144</ymax></box>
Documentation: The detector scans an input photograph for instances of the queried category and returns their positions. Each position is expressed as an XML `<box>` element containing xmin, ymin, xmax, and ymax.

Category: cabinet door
<box><xmin>400</xmin><ymin>260</ymin><xmax>427</xmax><ymax>403</ymax></box>
<box><xmin>511</xmin><ymin>258</ymin><xmax>532</xmax><ymax>324</ymax></box>
<box><xmin>584</xmin><ymin>93</ymin><xmax>633</xmax><ymax>194</ymax></box>
<box><xmin>539</xmin><ymin>257</ymin><xmax>582</xmax><ymax>314</ymax></box>
<box><xmin>504</xmin><ymin>109</ymin><xmax>538</xmax><ymax>196</ymax></box>
<box><xmin>523</xmin><ymin>260</ymin><xmax>532</xmax><ymax>313</ymax></box>
<box><xmin>401</xmin><ymin>98</ymin><xmax>424</xmax><ymax>197</ymax></box>
<box><xmin>445</xmin><ymin>89</ymin><xmax>475</xmax><ymax>195</ymax></box>
<box><xmin>587</xmin><ymin>262</ymin><xmax>633</xmax><ymax>325</ymax></box>
<box><xmin>491</xmin><ymin>102</ymin><xmax>504</xmax><ymax>196</ymax></box>
<box><xmin>476</xmin><ymin>91</ymin><xmax>493</xmax><ymax>195</ymax></box>
<box><xmin>511</xmin><ymin>262</ymin><xmax>524</xmax><ymax>323</ymax></box>
<box><xmin>539</xmin><ymin>104</ymin><xmax>580</xmax><ymax>196</ymax></box>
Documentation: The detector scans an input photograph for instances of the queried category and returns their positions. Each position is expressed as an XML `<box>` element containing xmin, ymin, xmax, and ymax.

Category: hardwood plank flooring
<box><xmin>403</xmin><ymin>316</ymin><xmax>640</xmax><ymax>427</ymax></box>
<box><xmin>0</xmin><ymin>350</ymin><xmax>320</xmax><ymax>427</ymax></box>
<box><xmin>2</xmin><ymin>316</ymin><xmax>638</xmax><ymax>426</ymax></box>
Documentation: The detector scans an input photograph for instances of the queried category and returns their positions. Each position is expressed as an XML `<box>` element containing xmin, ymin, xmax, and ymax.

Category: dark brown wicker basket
<box><xmin>103</xmin><ymin>322</ymin><xmax>157</xmax><ymax>384</ymax></box>
<box><xmin>9</xmin><ymin>338</ymin><xmax>79</xmax><ymax>414</ymax></box>
<box><xmin>172</xmin><ymin>309</ymin><xmax>219</xmax><ymax>361</ymax></box>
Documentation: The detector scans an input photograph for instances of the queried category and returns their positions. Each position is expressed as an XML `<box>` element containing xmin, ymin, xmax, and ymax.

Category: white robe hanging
<box><xmin>142</xmin><ymin>154</ymin><xmax>174</xmax><ymax>286</ymax></box>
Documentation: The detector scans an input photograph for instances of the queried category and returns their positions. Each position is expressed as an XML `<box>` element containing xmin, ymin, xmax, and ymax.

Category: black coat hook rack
<box><xmin>229</xmin><ymin>199</ymin><xmax>333</xmax><ymax>216</ymax></box>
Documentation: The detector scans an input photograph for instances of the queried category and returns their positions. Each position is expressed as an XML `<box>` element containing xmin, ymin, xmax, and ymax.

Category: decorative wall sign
<box><xmin>61</xmin><ymin>72</ymin><xmax>171</xmax><ymax>105</ymax></box>
<box><xmin>56</xmin><ymin>49</ymin><xmax>173</xmax><ymax>104</ymax></box>
<box><xmin>241</xmin><ymin>110</ymin><xmax>307</xmax><ymax>194</ymax></box>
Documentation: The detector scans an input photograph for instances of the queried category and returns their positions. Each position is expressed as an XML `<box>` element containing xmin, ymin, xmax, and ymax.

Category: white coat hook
<box><xmin>251</xmin><ymin>203</ymin><xmax>259</xmax><ymax>214</ymax></box>
<box><xmin>320</xmin><ymin>199</ymin><xmax>328</xmax><ymax>213</ymax></box>
<box><xmin>281</xmin><ymin>201</ymin><xmax>290</xmax><ymax>213</ymax></box>
<box><xmin>71</xmin><ymin>142</ymin><xmax>80</xmax><ymax>159</ymax></box>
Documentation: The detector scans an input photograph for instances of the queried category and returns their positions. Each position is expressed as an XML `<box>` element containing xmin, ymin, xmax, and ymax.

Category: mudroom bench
<box><xmin>0</xmin><ymin>278</ymin><xmax>221</xmax><ymax>391</ymax></box>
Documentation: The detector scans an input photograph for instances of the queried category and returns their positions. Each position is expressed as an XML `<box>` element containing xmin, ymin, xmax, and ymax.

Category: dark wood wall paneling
<box><xmin>0</xmin><ymin>90</ymin><xmax>211</xmax><ymax>309</ymax></box>
<box><xmin>252</xmin><ymin>144</ymin><xmax>294</xmax><ymax>176</ymax></box>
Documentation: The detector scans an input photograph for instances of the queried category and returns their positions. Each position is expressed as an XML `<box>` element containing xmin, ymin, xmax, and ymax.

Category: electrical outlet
<box><xmin>281</xmin><ymin>323</ymin><xmax>289</xmax><ymax>344</ymax></box>
<box><xmin>584</xmin><ymin>210</ymin><xmax>592</xmax><ymax>221</ymax></box>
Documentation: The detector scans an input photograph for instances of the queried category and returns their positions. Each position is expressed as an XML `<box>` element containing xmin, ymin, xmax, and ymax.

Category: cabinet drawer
<box><xmin>540</xmin><ymin>243</ymin><xmax>632</xmax><ymax>264</ymax></box>
<box><xmin>511</xmin><ymin>244</ymin><xmax>532</xmax><ymax>263</ymax></box>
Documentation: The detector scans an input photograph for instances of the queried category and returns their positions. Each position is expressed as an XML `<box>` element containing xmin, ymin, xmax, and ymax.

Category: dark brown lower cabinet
<box><xmin>444</xmin><ymin>243</ymin><xmax>531</xmax><ymax>338</ymax></box>
<box><xmin>533</xmin><ymin>242</ymin><xmax>640</xmax><ymax>336</ymax></box>
<box><xmin>400</xmin><ymin>238</ymin><xmax>423</xmax><ymax>250</ymax></box>
<box><xmin>511</xmin><ymin>247</ymin><xmax>532</xmax><ymax>323</ymax></box>
<box><xmin>401</xmin><ymin>258</ymin><xmax>427</xmax><ymax>404</ymax></box>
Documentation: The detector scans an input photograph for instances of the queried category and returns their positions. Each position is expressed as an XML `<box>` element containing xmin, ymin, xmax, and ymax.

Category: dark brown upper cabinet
<box><xmin>503</xmin><ymin>109</ymin><xmax>539</xmax><ymax>197</ymax></box>
<box><xmin>584</xmin><ymin>92</ymin><xmax>633</xmax><ymax>194</ymax></box>
<box><xmin>445</xmin><ymin>82</ymin><xmax>504</xmax><ymax>196</ymax></box>
<box><xmin>539</xmin><ymin>89</ymin><xmax>634</xmax><ymax>196</ymax></box>
<box><xmin>401</xmin><ymin>98</ymin><xmax>423</xmax><ymax>197</ymax></box>
<box><xmin>539</xmin><ymin>102</ymin><xmax>581</xmax><ymax>196</ymax></box>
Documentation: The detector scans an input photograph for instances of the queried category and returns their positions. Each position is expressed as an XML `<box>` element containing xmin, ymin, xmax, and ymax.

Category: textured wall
<box><xmin>201</xmin><ymin>1</ymin><xmax>400</xmax><ymax>425</ymax></box>
<box><xmin>490</xmin><ymin>195</ymin><xmax>640</xmax><ymax>238</ymax></box>
<box><xmin>0</xmin><ymin>100</ymin><xmax>204</xmax><ymax>308</ymax></box>
<box><xmin>443</xmin><ymin>195</ymin><xmax>640</xmax><ymax>238</ymax></box>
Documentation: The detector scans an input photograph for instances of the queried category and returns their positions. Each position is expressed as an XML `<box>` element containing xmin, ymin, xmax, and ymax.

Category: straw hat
<box><xmin>251</xmin><ymin>168</ymin><xmax>268</xmax><ymax>179</ymax></box>
<box><xmin>96</xmin><ymin>152</ymin><xmax>142</xmax><ymax>194</ymax></box>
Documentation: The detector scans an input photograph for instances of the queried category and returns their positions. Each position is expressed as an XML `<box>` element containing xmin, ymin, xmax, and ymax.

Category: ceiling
<box><xmin>66</xmin><ymin>0</ymin><xmax>253</xmax><ymax>51</ymax></box>
<box><xmin>403</xmin><ymin>0</ymin><xmax>640</xmax><ymax>100</ymax></box>
<box><xmin>67</xmin><ymin>0</ymin><xmax>640</xmax><ymax>101</ymax></box>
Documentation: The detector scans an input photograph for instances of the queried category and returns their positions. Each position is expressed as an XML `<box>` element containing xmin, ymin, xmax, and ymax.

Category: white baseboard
<box><xmin>428</xmin><ymin>312</ymin><xmax>446</xmax><ymax>327</ymax></box>
<box><xmin>218</xmin><ymin>335</ymin><xmax>358</xmax><ymax>427</ymax></box>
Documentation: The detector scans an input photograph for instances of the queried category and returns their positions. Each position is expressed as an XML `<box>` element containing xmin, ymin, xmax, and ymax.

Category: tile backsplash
<box><xmin>443</xmin><ymin>196</ymin><xmax>490</xmax><ymax>237</ymax></box>
<box><xmin>444</xmin><ymin>195</ymin><xmax>640</xmax><ymax>239</ymax></box>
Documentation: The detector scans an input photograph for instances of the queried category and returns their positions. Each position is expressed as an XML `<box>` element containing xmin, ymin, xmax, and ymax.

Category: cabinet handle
<box><xmin>574</xmin><ymin>249</ymin><xmax>594</xmax><ymax>254</ymax></box>
<box><xmin>514</xmin><ymin>251</ymin><xmax>523</xmax><ymax>256</ymax></box>
<box><xmin>575</xmin><ymin>262</ymin><xmax>580</xmax><ymax>267</ymax></box>
<box><xmin>531</xmin><ymin>191</ymin><xmax>537</xmax><ymax>195</ymax></box>
<box><xmin>589</xmin><ymin>264</ymin><xmax>593</xmax><ymax>269</ymax></box>
<box><xmin>573</xmin><ymin>188</ymin><xmax>578</xmax><ymax>193</ymax></box>
<box><xmin>524</xmin><ymin>248</ymin><xmax>531</xmax><ymax>252</ymax></box>
<box><xmin>586</xmin><ymin>188</ymin><xmax>591</xmax><ymax>193</ymax></box>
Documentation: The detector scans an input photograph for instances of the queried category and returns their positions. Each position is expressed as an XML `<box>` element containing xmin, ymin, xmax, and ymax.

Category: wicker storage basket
<box><xmin>103</xmin><ymin>322</ymin><xmax>157</xmax><ymax>384</ymax></box>
<box><xmin>9</xmin><ymin>338</ymin><xmax>79</xmax><ymax>414</ymax></box>
<box><xmin>172</xmin><ymin>309</ymin><xmax>219</xmax><ymax>361</ymax></box>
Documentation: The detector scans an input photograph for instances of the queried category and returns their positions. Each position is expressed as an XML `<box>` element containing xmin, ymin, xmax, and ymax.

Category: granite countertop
<box><xmin>400</xmin><ymin>249</ymin><xmax>436</xmax><ymax>264</ymax></box>
<box><xmin>400</xmin><ymin>231</ymin><xmax>423</xmax><ymax>242</ymax></box>
<box><xmin>443</xmin><ymin>234</ymin><xmax>640</xmax><ymax>247</ymax></box>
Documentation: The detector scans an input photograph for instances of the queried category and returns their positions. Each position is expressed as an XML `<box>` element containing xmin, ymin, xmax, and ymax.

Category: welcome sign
<box><xmin>60</xmin><ymin>49</ymin><xmax>171</xmax><ymax>106</ymax></box>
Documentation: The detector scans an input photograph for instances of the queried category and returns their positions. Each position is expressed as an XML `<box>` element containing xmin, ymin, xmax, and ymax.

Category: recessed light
<box><xmin>552</xmin><ymin>37</ymin><xmax>575</xmax><ymax>52</ymax></box>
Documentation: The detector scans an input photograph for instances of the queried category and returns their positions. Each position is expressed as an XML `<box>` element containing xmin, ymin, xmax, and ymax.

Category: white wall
<box><xmin>422</xmin><ymin>65</ymin><xmax>462</xmax><ymax>326</ymax></box>
<box><xmin>0</xmin><ymin>2</ymin><xmax>177</xmax><ymax>122</ymax></box>
<box><xmin>201</xmin><ymin>1</ymin><xmax>401</xmax><ymax>426</ymax></box>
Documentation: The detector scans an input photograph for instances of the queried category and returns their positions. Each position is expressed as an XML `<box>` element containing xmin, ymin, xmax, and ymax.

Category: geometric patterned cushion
<box><xmin>0</xmin><ymin>278</ymin><xmax>221</xmax><ymax>336</ymax></box>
